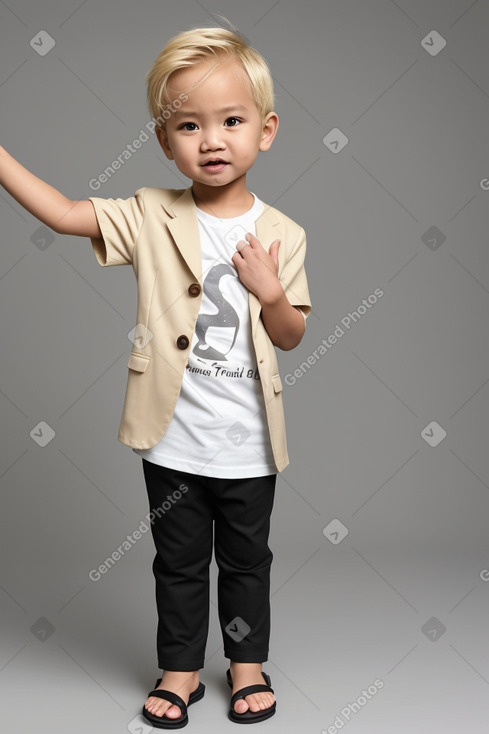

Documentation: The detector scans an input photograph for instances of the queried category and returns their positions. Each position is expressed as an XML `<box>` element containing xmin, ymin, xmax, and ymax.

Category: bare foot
<box><xmin>144</xmin><ymin>670</ymin><xmax>200</xmax><ymax>720</ymax></box>
<box><xmin>229</xmin><ymin>661</ymin><xmax>275</xmax><ymax>715</ymax></box>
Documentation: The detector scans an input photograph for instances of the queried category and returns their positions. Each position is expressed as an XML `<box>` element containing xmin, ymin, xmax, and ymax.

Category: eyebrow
<box><xmin>173</xmin><ymin>105</ymin><xmax>248</xmax><ymax>117</ymax></box>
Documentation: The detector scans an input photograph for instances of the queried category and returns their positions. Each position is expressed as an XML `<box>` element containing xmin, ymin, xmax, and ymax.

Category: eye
<box><xmin>180</xmin><ymin>122</ymin><xmax>198</xmax><ymax>131</ymax></box>
<box><xmin>224</xmin><ymin>117</ymin><xmax>241</xmax><ymax>127</ymax></box>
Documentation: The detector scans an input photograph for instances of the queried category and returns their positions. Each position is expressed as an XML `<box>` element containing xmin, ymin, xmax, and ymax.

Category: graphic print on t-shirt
<box><xmin>193</xmin><ymin>263</ymin><xmax>240</xmax><ymax>361</ymax></box>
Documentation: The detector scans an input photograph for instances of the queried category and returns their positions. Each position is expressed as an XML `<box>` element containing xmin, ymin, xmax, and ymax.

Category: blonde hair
<box><xmin>146</xmin><ymin>25</ymin><xmax>275</xmax><ymax>128</ymax></box>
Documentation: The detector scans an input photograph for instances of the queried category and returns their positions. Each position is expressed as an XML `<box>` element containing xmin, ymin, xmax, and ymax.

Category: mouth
<box><xmin>201</xmin><ymin>159</ymin><xmax>229</xmax><ymax>168</ymax></box>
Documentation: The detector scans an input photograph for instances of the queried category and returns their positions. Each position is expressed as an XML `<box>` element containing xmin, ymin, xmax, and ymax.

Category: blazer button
<box><xmin>188</xmin><ymin>282</ymin><xmax>201</xmax><ymax>297</ymax></box>
<box><xmin>176</xmin><ymin>335</ymin><xmax>189</xmax><ymax>350</ymax></box>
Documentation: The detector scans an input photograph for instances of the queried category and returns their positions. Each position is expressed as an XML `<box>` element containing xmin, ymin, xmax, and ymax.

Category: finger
<box><xmin>269</xmin><ymin>239</ymin><xmax>281</xmax><ymax>262</ymax></box>
<box><xmin>245</xmin><ymin>232</ymin><xmax>260</xmax><ymax>248</ymax></box>
<box><xmin>236</xmin><ymin>241</ymin><xmax>253</xmax><ymax>259</ymax></box>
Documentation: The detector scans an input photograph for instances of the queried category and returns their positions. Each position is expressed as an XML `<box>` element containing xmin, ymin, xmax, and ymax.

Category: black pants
<box><xmin>141</xmin><ymin>459</ymin><xmax>276</xmax><ymax>671</ymax></box>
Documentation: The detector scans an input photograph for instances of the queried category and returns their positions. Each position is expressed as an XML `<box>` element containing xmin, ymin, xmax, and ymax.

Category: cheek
<box><xmin>173</xmin><ymin>143</ymin><xmax>191</xmax><ymax>160</ymax></box>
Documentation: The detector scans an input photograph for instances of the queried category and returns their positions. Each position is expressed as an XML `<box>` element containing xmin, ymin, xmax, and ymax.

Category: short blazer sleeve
<box><xmin>280</xmin><ymin>225</ymin><xmax>312</xmax><ymax>319</ymax></box>
<box><xmin>88</xmin><ymin>187</ymin><xmax>146</xmax><ymax>266</ymax></box>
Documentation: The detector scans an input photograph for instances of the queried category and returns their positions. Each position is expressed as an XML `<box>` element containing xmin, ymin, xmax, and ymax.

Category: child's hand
<box><xmin>231</xmin><ymin>233</ymin><xmax>283</xmax><ymax>305</ymax></box>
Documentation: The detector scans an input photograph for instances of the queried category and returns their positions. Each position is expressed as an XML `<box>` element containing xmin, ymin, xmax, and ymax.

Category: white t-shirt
<box><xmin>133</xmin><ymin>192</ymin><xmax>277</xmax><ymax>478</ymax></box>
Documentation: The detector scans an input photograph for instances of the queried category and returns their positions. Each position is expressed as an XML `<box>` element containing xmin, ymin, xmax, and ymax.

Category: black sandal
<box><xmin>226</xmin><ymin>668</ymin><xmax>276</xmax><ymax>724</ymax></box>
<box><xmin>142</xmin><ymin>677</ymin><xmax>205</xmax><ymax>729</ymax></box>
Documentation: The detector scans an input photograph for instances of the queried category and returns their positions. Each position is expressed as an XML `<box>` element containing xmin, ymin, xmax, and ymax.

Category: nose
<box><xmin>200</xmin><ymin>125</ymin><xmax>225</xmax><ymax>151</ymax></box>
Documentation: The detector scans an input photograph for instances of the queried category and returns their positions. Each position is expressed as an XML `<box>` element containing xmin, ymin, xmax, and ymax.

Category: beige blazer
<box><xmin>89</xmin><ymin>186</ymin><xmax>311</xmax><ymax>472</ymax></box>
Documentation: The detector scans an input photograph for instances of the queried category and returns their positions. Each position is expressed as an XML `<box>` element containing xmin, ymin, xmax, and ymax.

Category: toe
<box><xmin>234</xmin><ymin>698</ymin><xmax>250</xmax><ymax>714</ymax></box>
<box><xmin>145</xmin><ymin>696</ymin><xmax>181</xmax><ymax>719</ymax></box>
<box><xmin>247</xmin><ymin>694</ymin><xmax>262</xmax><ymax>713</ymax></box>
<box><xmin>145</xmin><ymin>695</ymin><xmax>166</xmax><ymax>712</ymax></box>
<box><xmin>165</xmin><ymin>704</ymin><xmax>183</xmax><ymax>719</ymax></box>
<box><xmin>247</xmin><ymin>692</ymin><xmax>275</xmax><ymax>713</ymax></box>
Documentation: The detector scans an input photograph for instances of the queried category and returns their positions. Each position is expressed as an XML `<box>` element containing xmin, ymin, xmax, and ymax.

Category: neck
<box><xmin>191</xmin><ymin>179</ymin><xmax>254</xmax><ymax>218</ymax></box>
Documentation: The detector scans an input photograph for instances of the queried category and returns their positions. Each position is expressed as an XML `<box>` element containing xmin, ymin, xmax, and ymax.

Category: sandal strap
<box><xmin>231</xmin><ymin>683</ymin><xmax>274</xmax><ymax>705</ymax></box>
<box><xmin>226</xmin><ymin>669</ymin><xmax>273</xmax><ymax>688</ymax></box>
<box><xmin>146</xmin><ymin>688</ymin><xmax>187</xmax><ymax>712</ymax></box>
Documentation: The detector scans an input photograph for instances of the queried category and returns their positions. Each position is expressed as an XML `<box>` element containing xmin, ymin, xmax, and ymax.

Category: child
<box><xmin>0</xmin><ymin>25</ymin><xmax>311</xmax><ymax>727</ymax></box>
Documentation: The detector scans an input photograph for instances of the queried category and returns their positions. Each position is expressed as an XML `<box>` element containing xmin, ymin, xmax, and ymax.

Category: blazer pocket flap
<box><xmin>272</xmin><ymin>373</ymin><xmax>283</xmax><ymax>393</ymax></box>
<box><xmin>127</xmin><ymin>352</ymin><xmax>150</xmax><ymax>372</ymax></box>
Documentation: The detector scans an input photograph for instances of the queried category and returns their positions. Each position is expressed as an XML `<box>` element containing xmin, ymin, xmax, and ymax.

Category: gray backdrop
<box><xmin>1</xmin><ymin>1</ymin><xmax>489</xmax><ymax>732</ymax></box>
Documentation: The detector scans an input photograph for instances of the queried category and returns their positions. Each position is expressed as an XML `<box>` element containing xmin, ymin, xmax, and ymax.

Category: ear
<box><xmin>259</xmin><ymin>112</ymin><xmax>279</xmax><ymax>152</ymax></box>
<box><xmin>155</xmin><ymin>125</ymin><xmax>174</xmax><ymax>161</ymax></box>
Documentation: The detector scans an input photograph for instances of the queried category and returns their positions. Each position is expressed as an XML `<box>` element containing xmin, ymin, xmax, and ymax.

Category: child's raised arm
<box><xmin>0</xmin><ymin>145</ymin><xmax>101</xmax><ymax>238</ymax></box>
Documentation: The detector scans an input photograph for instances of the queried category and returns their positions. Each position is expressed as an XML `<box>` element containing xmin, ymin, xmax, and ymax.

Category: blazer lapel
<box><xmin>162</xmin><ymin>188</ymin><xmax>203</xmax><ymax>282</ymax></box>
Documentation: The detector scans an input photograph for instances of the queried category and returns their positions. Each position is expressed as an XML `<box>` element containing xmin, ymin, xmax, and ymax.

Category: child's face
<box><xmin>155</xmin><ymin>56</ymin><xmax>278</xmax><ymax>190</ymax></box>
